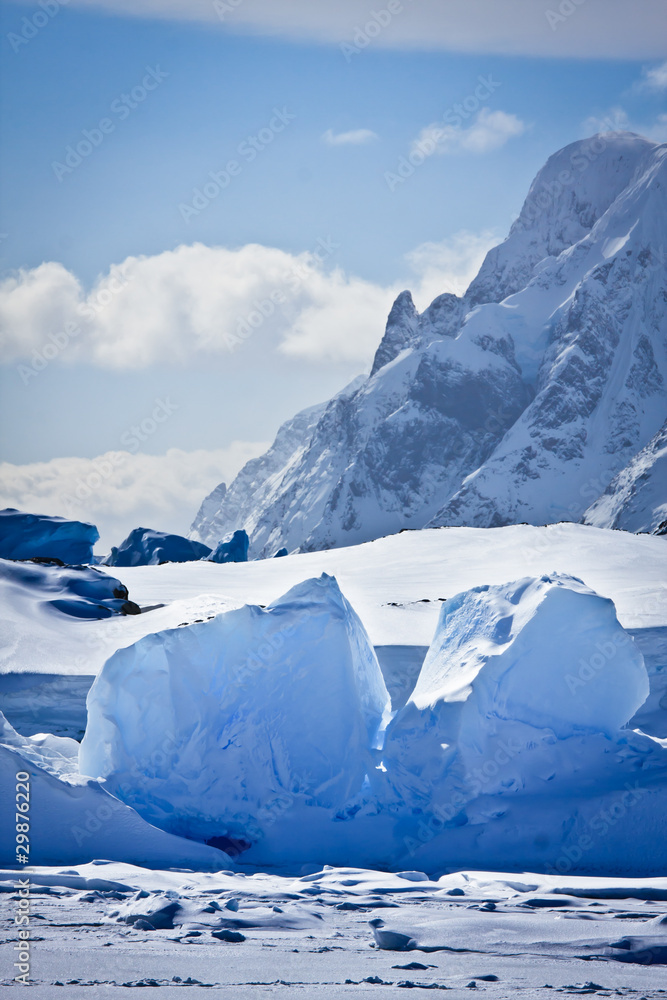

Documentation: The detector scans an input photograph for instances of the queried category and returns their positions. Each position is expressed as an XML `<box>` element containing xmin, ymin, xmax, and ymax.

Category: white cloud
<box><xmin>281</xmin><ymin>230</ymin><xmax>498</xmax><ymax>357</ymax></box>
<box><xmin>405</xmin><ymin>230</ymin><xmax>498</xmax><ymax>309</ymax></box>
<box><xmin>0</xmin><ymin>443</ymin><xmax>268</xmax><ymax>552</ymax></box>
<box><xmin>0</xmin><ymin>231</ymin><xmax>498</xmax><ymax>371</ymax></box>
<box><xmin>28</xmin><ymin>0</ymin><xmax>667</xmax><ymax>59</ymax></box>
<box><xmin>0</xmin><ymin>243</ymin><xmax>389</xmax><ymax>370</ymax></box>
<box><xmin>411</xmin><ymin>109</ymin><xmax>526</xmax><ymax>159</ymax></box>
<box><xmin>322</xmin><ymin>128</ymin><xmax>379</xmax><ymax>146</ymax></box>
<box><xmin>276</xmin><ymin>268</ymin><xmax>397</xmax><ymax>363</ymax></box>
<box><xmin>582</xmin><ymin>106</ymin><xmax>667</xmax><ymax>144</ymax></box>
<box><xmin>640</xmin><ymin>60</ymin><xmax>667</xmax><ymax>91</ymax></box>
<box><xmin>648</xmin><ymin>113</ymin><xmax>667</xmax><ymax>141</ymax></box>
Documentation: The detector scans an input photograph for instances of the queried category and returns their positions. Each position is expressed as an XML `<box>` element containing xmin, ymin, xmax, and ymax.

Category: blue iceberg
<box><xmin>104</xmin><ymin>527</ymin><xmax>212</xmax><ymax>566</ymax></box>
<box><xmin>0</xmin><ymin>508</ymin><xmax>99</xmax><ymax>565</ymax></box>
<box><xmin>206</xmin><ymin>529</ymin><xmax>249</xmax><ymax>564</ymax></box>
<box><xmin>0</xmin><ymin>558</ymin><xmax>140</xmax><ymax>620</ymax></box>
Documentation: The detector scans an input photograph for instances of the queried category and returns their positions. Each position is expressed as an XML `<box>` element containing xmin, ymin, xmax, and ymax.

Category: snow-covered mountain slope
<box><xmin>193</xmin><ymin>132</ymin><xmax>666</xmax><ymax>556</ymax></box>
<box><xmin>190</xmin><ymin>377</ymin><xmax>364</xmax><ymax>552</ymax></box>
<box><xmin>583</xmin><ymin>419</ymin><xmax>667</xmax><ymax>533</ymax></box>
<box><xmin>429</xmin><ymin>136</ymin><xmax>667</xmax><ymax>529</ymax></box>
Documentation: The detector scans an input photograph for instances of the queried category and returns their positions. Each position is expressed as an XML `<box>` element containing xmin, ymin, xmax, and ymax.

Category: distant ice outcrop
<box><xmin>206</xmin><ymin>529</ymin><xmax>249</xmax><ymax>563</ymax></box>
<box><xmin>80</xmin><ymin>574</ymin><xmax>390</xmax><ymax>848</ymax></box>
<box><xmin>0</xmin><ymin>508</ymin><xmax>99</xmax><ymax>564</ymax></box>
<box><xmin>192</xmin><ymin>133</ymin><xmax>667</xmax><ymax>554</ymax></box>
<box><xmin>104</xmin><ymin>527</ymin><xmax>212</xmax><ymax>566</ymax></box>
<box><xmin>583</xmin><ymin>420</ymin><xmax>667</xmax><ymax>534</ymax></box>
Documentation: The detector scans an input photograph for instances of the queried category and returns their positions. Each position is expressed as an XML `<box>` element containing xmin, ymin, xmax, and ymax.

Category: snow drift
<box><xmin>79</xmin><ymin>574</ymin><xmax>390</xmax><ymax>848</ymax></box>
<box><xmin>0</xmin><ymin>508</ymin><xmax>99</xmax><ymax>564</ymax></box>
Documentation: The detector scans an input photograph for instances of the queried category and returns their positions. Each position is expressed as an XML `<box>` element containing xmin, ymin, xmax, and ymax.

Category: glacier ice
<box><xmin>376</xmin><ymin>573</ymin><xmax>667</xmax><ymax>875</ymax></box>
<box><xmin>76</xmin><ymin>569</ymin><xmax>667</xmax><ymax>874</ymax></box>
<box><xmin>381</xmin><ymin>574</ymin><xmax>651</xmax><ymax>804</ymax></box>
<box><xmin>79</xmin><ymin>573</ymin><xmax>391</xmax><ymax>848</ymax></box>
<box><xmin>0</xmin><ymin>711</ymin><xmax>230</xmax><ymax>868</ymax></box>
<box><xmin>404</xmin><ymin>574</ymin><xmax>648</xmax><ymax>738</ymax></box>
<box><xmin>0</xmin><ymin>508</ymin><xmax>99</xmax><ymax>564</ymax></box>
<box><xmin>104</xmin><ymin>527</ymin><xmax>212</xmax><ymax>566</ymax></box>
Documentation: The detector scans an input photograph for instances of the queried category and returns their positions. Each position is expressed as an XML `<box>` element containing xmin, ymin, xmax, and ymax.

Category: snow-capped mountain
<box><xmin>192</xmin><ymin>133</ymin><xmax>667</xmax><ymax>556</ymax></box>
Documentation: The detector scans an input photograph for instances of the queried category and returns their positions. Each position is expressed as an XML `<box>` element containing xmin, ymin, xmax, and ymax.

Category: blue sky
<box><xmin>0</xmin><ymin>0</ymin><xmax>665</xmax><ymax>547</ymax></box>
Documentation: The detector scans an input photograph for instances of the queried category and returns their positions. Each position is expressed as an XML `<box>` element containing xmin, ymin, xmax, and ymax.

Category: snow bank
<box><xmin>104</xmin><ymin>527</ymin><xmax>211</xmax><ymax>567</ymax></box>
<box><xmin>80</xmin><ymin>574</ymin><xmax>390</xmax><ymax>849</ymax></box>
<box><xmin>0</xmin><ymin>508</ymin><xmax>98</xmax><ymax>564</ymax></box>
<box><xmin>0</xmin><ymin>557</ymin><xmax>139</xmax><ymax>620</ymax></box>
<box><xmin>206</xmin><ymin>529</ymin><xmax>249</xmax><ymax>563</ymax></box>
<box><xmin>0</xmin><ymin>712</ymin><xmax>230</xmax><ymax>868</ymax></box>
